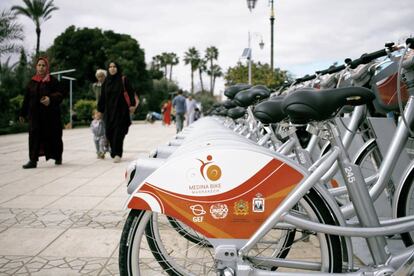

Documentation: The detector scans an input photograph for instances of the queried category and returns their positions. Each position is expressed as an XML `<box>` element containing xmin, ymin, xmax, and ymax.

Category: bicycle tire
<box><xmin>354</xmin><ymin>140</ymin><xmax>382</xmax><ymax>178</ymax></box>
<box><xmin>118</xmin><ymin>188</ymin><xmax>343</xmax><ymax>275</ymax></box>
<box><xmin>397</xmin><ymin>168</ymin><xmax>414</xmax><ymax>246</ymax></box>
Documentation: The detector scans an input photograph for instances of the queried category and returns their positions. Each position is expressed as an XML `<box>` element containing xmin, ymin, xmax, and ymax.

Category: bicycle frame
<box><xmin>237</xmin><ymin>87</ymin><xmax>414</xmax><ymax>273</ymax></box>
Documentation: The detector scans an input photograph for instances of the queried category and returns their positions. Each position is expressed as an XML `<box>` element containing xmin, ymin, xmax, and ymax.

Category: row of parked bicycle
<box><xmin>118</xmin><ymin>38</ymin><xmax>414</xmax><ymax>275</ymax></box>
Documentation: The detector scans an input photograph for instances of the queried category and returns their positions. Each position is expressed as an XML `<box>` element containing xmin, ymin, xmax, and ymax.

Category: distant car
<box><xmin>146</xmin><ymin>112</ymin><xmax>162</xmax><ymax>123</ymax></box>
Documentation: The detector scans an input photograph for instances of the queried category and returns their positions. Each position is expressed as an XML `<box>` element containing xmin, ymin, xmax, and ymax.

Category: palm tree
<box><xmin>151</xmin><ymin>55</ymin><xmax>161</xmax><ymax>70</ymax></box>
<box><xmin>207</xmin><ymin>64</ymin><xmax>223</xmax><ymax>94</ymax></box>
<box><xmin>197</xmin><ymin>58</ymin><xmax>207</xmax><ymax>92</ymax></box>
<box><xmin>0</xmin><ymin>9</ymin><xmax>24</xmax><ymax>61</ymax></box>
<box><xmin>12</xmin><ymin>0</ymin><xmax>58</xmax><ymax>57</ymax></box>
<box><xmin>154</xmin><ymin>53</ymin><xmax>168</xmax><ymax>79</ymax></box>
<box><xmin>205</xmin><ymin>46</ymin><xmax>219</xmax><ymax>95</ymax></box>
<box><xmin>167</xmin><ymin>52</ymin><xmax>179</xmax><ymax>81</ymax></box>
<box><xmin>183</xmin><ymin>47</ymin><xmax>200</xmax><ymax>94</ymax></box>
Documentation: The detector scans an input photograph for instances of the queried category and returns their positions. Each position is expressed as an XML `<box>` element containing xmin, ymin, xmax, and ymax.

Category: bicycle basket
<box><xmin>371</xmin><ymin>61</ymin><xmax>408</xmax><ymax>113</ymax></box>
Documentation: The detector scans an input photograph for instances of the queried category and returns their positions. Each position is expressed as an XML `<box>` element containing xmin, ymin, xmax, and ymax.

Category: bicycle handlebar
<box><xmin>295</xmin><ymin>74</ymin><xmax>316</xmax><ymax>83</ymax></box>
<box><xmin>407</xmin><ymin>38</ymin><xmax>414</xmax><ymax>49</ymax></box>
<box><xmin>289</xmin><ymin>39</ymin><xmax>413</xmax><ymax>88</ymax></box>
<box><xmin>345</xmin><ymin>49</ymin><xmax>387</xmax><ymax>69</ymax></box>
<box><xmin>327</xmin><ymin>64</ymin><xmax>346</xmax><ymax>74</ymax></box>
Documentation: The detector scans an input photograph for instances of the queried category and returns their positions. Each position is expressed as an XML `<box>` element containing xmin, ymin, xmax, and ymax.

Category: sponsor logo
<box><xmin>210</xmin><ymin>203</ymin><xmax>228</xmax><ymax>219</ymax></box>
<box><xmin>190</xmin><ymin>204</ymin><xmax>206</xmax><ymax>216</ymax></box>
<box><xmin>252</xmin><ymin>194</ymin><xmax>265</xmax><ymax>213</ymax></box>
<box><xmin>197</xmin><ymin>155</ymin><xmax>222</xmax><ymax>182</ymax></box>
<box><xmin>188</xmin><ymin>155</ymin><xmax>222</xmax><ymax>195</ymax></box>
<box><xmin>234</xmin><ymin>199</ymin><xmax>249</xmax><ymax>216</ymax></box>
<box><xmin>190</xmin><ymin>204</ymin><xmax>206</xmax><ymax>223</ymax></box>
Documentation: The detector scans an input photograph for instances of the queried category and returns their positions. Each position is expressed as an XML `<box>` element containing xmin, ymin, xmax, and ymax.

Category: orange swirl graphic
<box><xmin>207</xmin><ymin>165</ymin><xmax>221</xmax><ymax>181</ymax></box>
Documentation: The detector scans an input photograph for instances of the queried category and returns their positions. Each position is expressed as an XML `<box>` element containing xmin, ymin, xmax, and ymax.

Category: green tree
<box><xmin>14</xmin><ymin>48</ymin><xmax>30</xmax><ymax>93</ymax></box>
<box><xmin>225</xmin><ymin>61</ymin><xmax>288</xmax><ymax>89</ymax></box>
<box><xmin>197</xmin><ymin>58</ymin><xmax>207</xmax><ymax>92</ymax></box>
<box><xmin>183</xmin><ymin>47</ymin><xmax>199</xmax><ymax>94</ymax></box>
<box><xmin>0</xmin><ymin>9</ymin><xmax>24</xmax><ymax>61</ymax></box>
<box><xmin>207</xmin><ymin>64</ymin><xmax>222</xmax><ymax>93</ymax></box>
<box><xmin>205</xmin><ymin>46</ymin><xmax>219</xmax><ymax>95</ymax></box>
<box><xmin>157</xmin><ymin>53</ymin><xmax>169</xmax><ymax>79</ymax></box>
<box><xmin>47</xmin><ymin>26</ymin><xmax>150</xmax><ymax>101</ymax></box>
<box><xmin>147</xmin><ymin>78</ymin><xmax>177</xmax><ymax>112</ymax></box>
<box><xmin>0</xmin><ymin>57</ymin><xmax>18</xmax><ymax>127</ymax></box>
<box><xmin>194</xmin><ymin>91</ymin><xmax>216</xmax><ymax>115</ymax></box>
<box><xmin>73</xmin><ymin>99</ymin><xmax>96</xmax><ymax>122</ymax></box>
<box><xmin>148</xmin><ymin>57</ymin><xmax>163</xmax><ymax>80</ymax></box>
<box><xmin>12</xmin><ymin>0</ymin><xmax>58</xmax><ymax>57</ymax></box>
<box><xmin>167</xmin><ymin>52</ymin><xmax>179</xmax><ymax>81</ymax></box>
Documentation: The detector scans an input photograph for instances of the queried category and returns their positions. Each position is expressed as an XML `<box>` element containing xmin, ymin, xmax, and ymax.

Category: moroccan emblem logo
<box><xmin>234</xmin><ymin>199</ymin><xmax>249</xmax><ymax>215</ymax></box>
<box><xmin>252</xmin><ymin>194</ymin><xmax>265</xmax><ymax>213</ymax></box>
<box><xmin>197</xmin><ymin>155</ymin><xmax>222</xmax><ymax>182</ymax></box>
<box><xmin>210</xmin><ymin>203</ymin><xmax>228</xmax><ymax>219</ymax></box>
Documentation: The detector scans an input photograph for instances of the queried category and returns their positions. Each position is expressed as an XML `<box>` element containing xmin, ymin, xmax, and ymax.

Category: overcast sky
<box><xmin>1</xmin><ymin>0</ymin><xmax>412</xmax><ymax>95</ymax></box>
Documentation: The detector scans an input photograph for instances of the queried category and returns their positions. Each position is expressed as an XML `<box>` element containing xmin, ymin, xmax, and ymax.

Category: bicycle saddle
<box><xmin>233</xmin><ymin>86</ymin><xmax>271</xmax><ymax>107</ymax></box>
<box><xmin>223</xmin><ymin>99</ymin><xmax>237</xmax><ymax>109</ymax></box>
<box><xmin>253</xmin><ymin>96</ymin><xmax>286</xmax><ymax>124</ymax></box>
<box><xmin>224</xmin><ymin>84</ymin><xmax>252</xmax><ymax>99</ymax></box>
<box><xmin>218</xmin><ymin>108</ymin><xmax>228</xmax><ymax>117</ymax></box>
<box><xmin>227</xmin><ymin>106</ymin><xmax>246</xmax><ymax>120</ymax></box>
<box><xmin>282</xmin><ymin>87</ymin><xmax>375</xmax><ymax>123</ymax></box>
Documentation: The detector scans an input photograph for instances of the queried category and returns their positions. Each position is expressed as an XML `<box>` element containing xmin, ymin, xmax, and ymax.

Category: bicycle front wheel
<box><xmin>119</xmin><ymin>187</ymin><xmax>343</xmax><ymax>275</ymax></box>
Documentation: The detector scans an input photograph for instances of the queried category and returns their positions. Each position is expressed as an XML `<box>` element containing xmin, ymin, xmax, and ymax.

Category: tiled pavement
<box><xmin>0</xmin><ymin>121</ymin><xmax>176</xmax><ymax>275</ymax></box>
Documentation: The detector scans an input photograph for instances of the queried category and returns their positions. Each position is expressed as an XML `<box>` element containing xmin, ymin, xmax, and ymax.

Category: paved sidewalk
<box><xmin>0</xmin><ymin>121</ymin><xmax>176</xmax><ymax>275</ymax></box>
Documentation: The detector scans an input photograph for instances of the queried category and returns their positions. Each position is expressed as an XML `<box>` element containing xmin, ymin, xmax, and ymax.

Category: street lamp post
<box><xmin>244</xmin><ymin>31</ymin><xmax>264</xmax><ymax>85</ymax></box>
<box><xmin>246</xmin><ymin>0</ymin><xmax>257</xmax><ymax>11</ymax></box>
<box><xmin>270</xmin><ymin>0</ymin><xmax>275</xmax><ymax>71</ymax></box>
<box><xmin>245</xmin><ymin>0</ymin><xmax>275</xmax><ymax>71</ymax></box>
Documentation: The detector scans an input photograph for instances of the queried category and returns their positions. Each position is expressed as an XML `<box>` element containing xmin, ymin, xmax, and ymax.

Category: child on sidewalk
<box><xmin>90</xmin><ymin>110</ymin><xmax>107</xmax><ymax>159</ymax></box>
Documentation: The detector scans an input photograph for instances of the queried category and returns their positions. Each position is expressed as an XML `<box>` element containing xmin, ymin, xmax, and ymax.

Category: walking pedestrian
<box><xmin>92</xmin><ymin>69</ymin><xmax>107</xmax><ymax>103</ymax></box>
<box><xmin>97</xmin><ymin>61</ymin><xmax>135</xmax><ymax>163</ymax></box>
<box><xmin>19</xmin><ymin>57</ymin><xmax>65</xmax><ymax>169</ymax></box>
<box><xmin>162</xmin><ymin>99</ymin><xmax>172</xmax><ymax>126</ymax></box>
<box><xmin>186</xmin><ymin>95</ymin><xmax>197</xmax><ymax>126</ymax></box>
<box><xmin>172</xmin><ymin>90</ymin><xmax>186</xmax><ymax>133</ymax></box>
<box><xmin>90</xmin><ymin>110</ymin><xmax>107</xmax><ymax>159</ymax></box>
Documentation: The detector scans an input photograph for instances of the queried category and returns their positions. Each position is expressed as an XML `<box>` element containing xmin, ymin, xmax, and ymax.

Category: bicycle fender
<box><xmin>126</xmin><ymin>147</ymin><xmax>304</xmax><ymax>239</ymax></box>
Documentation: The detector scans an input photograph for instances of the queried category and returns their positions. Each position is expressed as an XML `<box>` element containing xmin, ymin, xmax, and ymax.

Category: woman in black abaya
<box><xmin>19</xmin><ymin>57</ymin><xmax>65</xmax><ymax>169</ymax></box>
<box><xmin>97</xmin><ymin>62</ymin><xmax>135</xmax><ymax>163</ymax></box>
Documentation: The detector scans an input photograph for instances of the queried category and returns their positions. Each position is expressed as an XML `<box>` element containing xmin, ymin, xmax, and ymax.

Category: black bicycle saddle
<box><xmin>224</xmin><ymin>84</ymin><xmax>252</xmax><ymax>99</ymax></box>
<box><xmin>223</xmin><ymin>99</ymin><xmax>237</xmax><ymax>109</ymax></box>
<box><xmin>234</xmin><ymin>86</ymin><xmax>271</xmax><ymax>107</ymax></box>
<box><xmin>282</xmin><ymin>87</ymin><xmax>375</xmax><ymax>124</ymax></box>
<box><xmin>227</xmin><ymin>106</ymin><xmax>246</xmax><ymax>120</ymax></box>
<box><xmin>253</xmin><ymin>96</ymin><xmax>286</xmax><ymax>124</ymax></box>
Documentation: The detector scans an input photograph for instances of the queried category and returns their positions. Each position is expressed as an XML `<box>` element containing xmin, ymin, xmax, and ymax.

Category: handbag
<box><xmin>122</xmin><ymin>76</ymin><xmax>131</xmax><ymax>107</ymax></box>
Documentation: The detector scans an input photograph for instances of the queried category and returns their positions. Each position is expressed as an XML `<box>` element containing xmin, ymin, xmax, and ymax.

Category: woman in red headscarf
<box><xmin>19</xmin><ymin>57</ymin><xmax>65</xmax><ymax>169</ymax></box>
<box><xmin>162</xmin><ymin>99</ymin><xmax>172</xmax><ymax>126</ymax></box>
